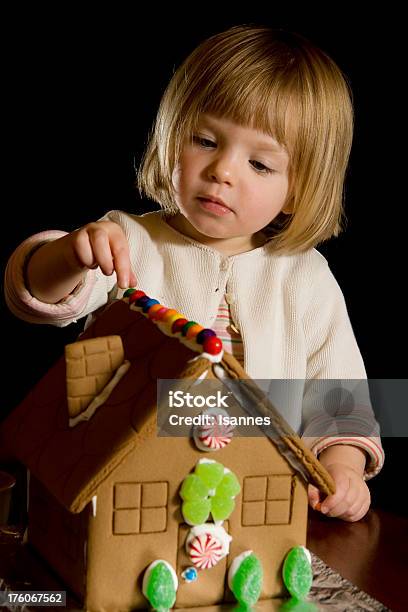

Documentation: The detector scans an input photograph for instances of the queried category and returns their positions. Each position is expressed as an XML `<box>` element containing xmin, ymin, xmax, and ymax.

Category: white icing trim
<box><xmin>190</xmin><ymin>369</ymin><xmax>209</xmax><ymax>388</ymax></box>
<box><xmin>187</xmin><ymin>348</ymin><xmax>224</xmax><ymax>364</ymax></box>
<box><xmin>142</xmin><ymin>559</ymin><xmax>178</xmax><ymax>596</ymax></box>
<box><xmin>228</xmin><ymin>550</ymin><xmax>253</xmax><ymax>589</ymax></box>
<box><xmin>156</xmin><ymin>320</ymin><xmax>179</xmax><ymax>338</ymax></box>
<box><xmin>301</xmin><ymin>546</ymin><xmax>312</xmax><ymax>564</ymax></box>
<box><xmin>213</xmin><ymin>363</ymin><xmax>227</xmax><ymax>379</ymax></box>
<box><xmin>193</xmin><ymin>436</ymin><xmax>214</xmax><ymax>452</ymax></box>
<box><xmin>69</xmin><ymin>360</ymin><xmax>131</xmax><ymax>427</ymax></box>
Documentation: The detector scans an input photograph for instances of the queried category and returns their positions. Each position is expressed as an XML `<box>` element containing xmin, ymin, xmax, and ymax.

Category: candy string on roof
<box><xmin>123</xmin><ymin>288</ymin><xmax>223</xmax><ymax>357</ymax></box>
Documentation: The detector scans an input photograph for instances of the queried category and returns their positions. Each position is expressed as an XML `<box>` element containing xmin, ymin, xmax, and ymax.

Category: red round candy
<box><xmin>129</xmin><ymin>290</ymin><xmax>146</xmax><ymax>304</ymax></box>
<box><xmin>203</xmin><ymin>336</ymin><xmax>223</xmax><ymax>355</ymax></box>
<box><xmin>172</xmin><ymin>318</ymin><xmax>189</xmax><ymax>333</ymax></box>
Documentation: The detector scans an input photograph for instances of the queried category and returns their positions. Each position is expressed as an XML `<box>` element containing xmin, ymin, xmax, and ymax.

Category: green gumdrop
<box><xmin>216</xmin><ymin>471</ymin><xmax>241</xmax><ymax>497</ymax></box>
<box><xmin>182</xmin><ymin>498</ymin><xmax>211</xmax><ymax>525</ymax></box>
<box><xmin>211</xmin><ymin>494</ymin><xmax>235</xmax><ymax>521</ymax></box>
<box><xmin>180</xmin><ymin>474</ymin><xmax>209</xmax><ymax>501</ymax></box>
<box><xmin>145</xmin><ymin>562</ymin><xmax>176</xmax><ymax>610</ymax></box>
<box><xmin>282</xmin><ymin>547</ymin><xmax>313</xmax><ymax>600</ymax></box>
<box><xmin>195</xmin><ymin>461</ymin><xmax>225</xmax><ymax>489</ymax></box>
<box><xmin>231</xmin><ymin>554</ymin><xmax>263</xmax><ymax>607</ymax></box>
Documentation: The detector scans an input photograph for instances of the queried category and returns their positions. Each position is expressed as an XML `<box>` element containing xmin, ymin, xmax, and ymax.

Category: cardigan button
<box><xmin>225</xmin><ymin>293</ymin><xmax>235</xmax><ymax>305</ymax></box>
<box><xmin>220</xmin><ymin>259</ymin><xmax>229</xmax><ymax>271</ymax></box>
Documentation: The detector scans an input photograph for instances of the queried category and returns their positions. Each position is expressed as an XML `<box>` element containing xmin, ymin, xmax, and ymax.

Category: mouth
<box><xmin>197</xmin><ymin>195</ymin><xmax>232</xmax><ymax>216</ymax></box>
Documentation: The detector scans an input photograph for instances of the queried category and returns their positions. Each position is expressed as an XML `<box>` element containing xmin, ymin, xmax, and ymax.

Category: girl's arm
<box><xmin>26</xmin><ymin>220</ymin><xmax>136</xmax><ymax>304</ymax></box>
<box><xmin>301</xmin><ymin>257</ymin><xmax>383</xmax><ymax>520</ymax></box>
<box><xmin>318</xmin><ymin>444</ymin><xmax>366</xmax><ymax>475</ymax></box>
<box><xmin>301</xmin><ymin>258</ymin><xmax>384</xmax><ymax>479</ymax></box>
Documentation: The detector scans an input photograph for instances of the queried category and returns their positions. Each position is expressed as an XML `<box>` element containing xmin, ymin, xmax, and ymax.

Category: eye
<box><xmin>192</xmin><ymin>135</ymin><xmax>216</xmax><ymax>148</ymax></box>
<box><xmin>250</xmin><ymin>160</ymin><xmax>275</xmax><ymax>174</ymax></box>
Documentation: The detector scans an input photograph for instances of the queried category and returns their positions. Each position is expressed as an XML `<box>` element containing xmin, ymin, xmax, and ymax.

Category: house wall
<box><xmin>84</xmin><ymin>435</ymin><xmax>308</xmax><ymax>611</ymax></box>
<box><xmin>28</xmin><ymin>476</ymin><xmax>89</xmax><ymax>600</ymax></box>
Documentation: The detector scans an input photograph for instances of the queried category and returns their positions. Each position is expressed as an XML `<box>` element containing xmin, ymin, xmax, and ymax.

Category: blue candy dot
<box><xmin>142</xmin><ymin>298</ymin><xmax>160</xmax><ymax>312</ymax></box>
<box><xmin>181</xmin><ymin>567</ymin><xmax>198</xmax><ymax>582</ymax></box>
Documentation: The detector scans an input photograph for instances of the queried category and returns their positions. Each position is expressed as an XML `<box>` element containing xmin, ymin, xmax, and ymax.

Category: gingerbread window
<box><xmin>242</xmin><ymin>475</ymin><xmax>292</xmax><ymax>526</ymax></box>
<box><xmin>113</xmin><ymin>481</ymin><xmax>168</xmax><ymax>535</ymax></box>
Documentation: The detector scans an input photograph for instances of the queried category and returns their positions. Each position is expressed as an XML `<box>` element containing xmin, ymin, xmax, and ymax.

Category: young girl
<box><xmin>4</xmin><ymin>25</ymin><xmax>383</xmax><ymax>522</ymax></box>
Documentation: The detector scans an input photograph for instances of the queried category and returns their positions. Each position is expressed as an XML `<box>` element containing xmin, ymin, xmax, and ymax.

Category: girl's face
<box><xmin>170</xmin><ymin>113</ymin><xmax>290</xmax><ymax>255</ymax></box>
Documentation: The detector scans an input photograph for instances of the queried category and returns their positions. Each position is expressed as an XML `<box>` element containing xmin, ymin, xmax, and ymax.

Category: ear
<box><xmin>281</xmin><ymin>196</ymin><xmax>294</xmax><ymax>215</ymax></box>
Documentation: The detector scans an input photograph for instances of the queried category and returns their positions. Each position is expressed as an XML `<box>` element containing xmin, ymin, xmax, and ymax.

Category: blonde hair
<box><xmin>138</xmin><ymin>25</ymin><xmax>353</xmax><ymax>253</ymax></box>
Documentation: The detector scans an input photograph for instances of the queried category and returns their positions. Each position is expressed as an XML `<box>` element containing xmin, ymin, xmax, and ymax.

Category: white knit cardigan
<box><xmin>4</xmin><ymin>210</ymin><xmax>384</xmax><ymax>476</ymax></box>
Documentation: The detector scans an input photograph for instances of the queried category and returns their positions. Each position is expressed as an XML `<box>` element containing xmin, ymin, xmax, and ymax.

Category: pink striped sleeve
<box><xmin>4</xmin><ymin>230</ymin><xmax>97</xmax><ymax>326</ymax></box>
<box><xmin>306</xmin><ymin>435</ymin><xmax>385</xmax><ymax>480</ymax></box>
<box><xmin>212</xmin><ymin>295</ymin><xmax>245</xmax><ymax>366</ymax></box>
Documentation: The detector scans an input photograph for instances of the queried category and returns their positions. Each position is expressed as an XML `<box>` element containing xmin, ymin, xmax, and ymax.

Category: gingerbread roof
<box><xmin>0</xmin><ymin>296</ymin><xmax>334</xmax><ymax>513</ymax></box>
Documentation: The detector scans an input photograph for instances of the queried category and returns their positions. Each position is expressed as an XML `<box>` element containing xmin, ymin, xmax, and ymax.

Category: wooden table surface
<box><xmin>307</xmin><ymin>507</ymin><xmax>408</xmax><ymax>612</ymax></box>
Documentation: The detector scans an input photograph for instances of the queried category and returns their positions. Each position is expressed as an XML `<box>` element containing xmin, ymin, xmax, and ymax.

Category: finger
<box><xmin>324</xmin><ymin>497</ymin><xmax>352</xmax><ymax>518</ymax></box>
<box><xmin>320</xmin><ymin>473</ymin><xmax>350</xmax><ymax>514</ymax></box>
<box><xmin>344</xmin><ymin>497</ymin><xmax>365</xmax><ymax>520</ymax></box>
<box><xmin>110</xmin><ymin>235</ymin><xmax>132</xmax><ymax>289</ymax></box>
<box><xmin>343</xmin><ymin>505</ymin><xmax>365</xmax><ymax>522</ymax></box>
<box><xmin>71</xmin><ymin>229</ymin><xmax>97</xmax><ymax>269</ymax></box>
<box><xmin>129</xmin><ymin>269</ymin><xmax>138</xmax><ymax>288</ymax></box>
<box><xmin>349</xmin><ymin>499</ymin><xmax>371</xmax><ymax>522</ymax></box>
<box><xmin>308</xmin><ymin>485</ymin><xmax>321</xmax><ymax>510</ymax></box>
<box><xmin>324</xmin><ymin>480</ymin><xmax>362</xmax><ymax>518</ymax></box>
<box><xmin>343</xmin><ymin>490</ymin><xmax>371</xmax><ymax>522</ymax></box>
<box><xmin>338</xmin><ymin>503</ymin><xmax>365</xmax><ymax>522</ymax></box>
<box><xmin>88</xmin><ymin>227</ymin><xmax>115</xmax><ymax>276</ymax></box>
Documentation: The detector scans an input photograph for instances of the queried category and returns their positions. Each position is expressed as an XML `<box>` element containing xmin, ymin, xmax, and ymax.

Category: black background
<box><xmin>1</xmin><ymin>8</ymin><xmax>405</xmax><ymax>512</ymax></box>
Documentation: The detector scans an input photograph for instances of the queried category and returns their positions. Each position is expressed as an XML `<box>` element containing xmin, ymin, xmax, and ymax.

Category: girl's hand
<box><xmin>308</xmin><ymin>462</ymin><xmax>371</xmax><ymax>522</ymax></box>
<box><xmin>27</xmin><ymin>220</ymin><xmax>138</xmax><ymax>304</ymax></box>
<box><xmin>62</xmin><ymin>220</ymin><xmax>137</xmax><ymax>289</ymax></box>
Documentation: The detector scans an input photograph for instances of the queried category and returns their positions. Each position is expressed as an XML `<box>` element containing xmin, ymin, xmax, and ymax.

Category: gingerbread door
<box><xmin>175</xmin><ymin>522</ymin><xmax>230</xmax><ymax>607</ymax></box>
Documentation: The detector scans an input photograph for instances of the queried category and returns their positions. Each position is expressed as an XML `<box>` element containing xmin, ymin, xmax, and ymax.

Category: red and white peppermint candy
<box><xmin>198</xmin><ymin>415</ymin><xmax>234</xmax><ymax>450</ymax></box>
<box><xmin>188</xmin><ymin>533</ymin><xmax>223</xmax><ymax>569</ymax></box>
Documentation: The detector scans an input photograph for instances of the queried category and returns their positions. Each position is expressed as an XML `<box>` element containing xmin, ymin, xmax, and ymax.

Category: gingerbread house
<box><xmin>0</xmin><ymin>291</ymin><xmax>334</xmax><ymax>610</ymax></box>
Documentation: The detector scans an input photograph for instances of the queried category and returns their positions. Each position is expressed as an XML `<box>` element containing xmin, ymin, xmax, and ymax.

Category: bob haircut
<box><xmin>138</xmin><ymin>25</ymin><xmax>354</xmax><ymax>254</ymax></box>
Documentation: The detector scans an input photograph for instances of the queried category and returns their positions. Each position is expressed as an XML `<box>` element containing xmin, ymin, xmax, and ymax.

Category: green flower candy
<box><xmin>282</xmin><ymin>546</ymin><xmax>313</xmax><ymax>601</ymax></box>
<box><xmin>180</xmin><ymin>459</ymin><xmax>241</xmax><ymax>525</ymax></box>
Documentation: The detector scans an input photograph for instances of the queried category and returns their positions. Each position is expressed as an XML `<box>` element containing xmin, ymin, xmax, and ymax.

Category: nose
<box><xmin>206</xmin><ymin>153</ymin><xmax>236</xmax><ymax>184</ymax></box>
